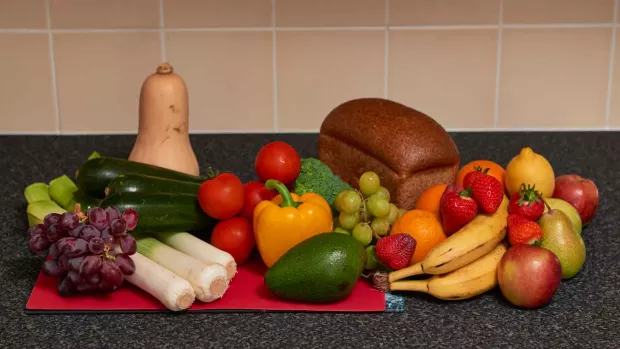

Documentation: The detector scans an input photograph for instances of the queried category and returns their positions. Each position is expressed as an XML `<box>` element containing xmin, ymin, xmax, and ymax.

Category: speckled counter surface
<box><xmin>1</xmin><ymin>132</ymin><xmax>619</xmax><ymax>349</ymax></box>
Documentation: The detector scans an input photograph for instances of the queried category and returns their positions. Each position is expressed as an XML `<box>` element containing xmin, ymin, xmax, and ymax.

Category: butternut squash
<box><xmin>129</xmin><ymin>63</ymin><xmax>200</xmax><ymax>176</ymax></box>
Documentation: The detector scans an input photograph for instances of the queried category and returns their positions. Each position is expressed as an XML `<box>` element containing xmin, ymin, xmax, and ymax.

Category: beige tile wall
<box><xmin>0</xmin><ymin>0</ymin><xmax>618</xmax><ymax>133</ymax></box>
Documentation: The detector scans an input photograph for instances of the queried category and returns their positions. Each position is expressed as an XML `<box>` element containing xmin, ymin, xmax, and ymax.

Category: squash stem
<box><xmin>156</xmin><ymin>62</ymin><xmax>173</xmax><ymax>75</ymax></box>
<box><xmin>265</xmin><ymin>180</ymin><xmax>298</xmax><ymax>208</ymax></box>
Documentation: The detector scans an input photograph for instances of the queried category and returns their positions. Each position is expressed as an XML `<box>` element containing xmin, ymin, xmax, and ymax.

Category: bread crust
<box><xmin>318</xmin><ymin>98</ymin><xmax>460</xmax><ymax>209</ymax></box>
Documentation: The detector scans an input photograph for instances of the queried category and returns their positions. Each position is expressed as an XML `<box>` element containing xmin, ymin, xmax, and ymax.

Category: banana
<box><xmin>388</xmin><ymin>243</ymin><xmax>507</xmax><ymax>300</ymax></box>
<box><xmin>389</xmin><ymin>196</ymin><xmax>509</xmax><ymax>283</ymax></box>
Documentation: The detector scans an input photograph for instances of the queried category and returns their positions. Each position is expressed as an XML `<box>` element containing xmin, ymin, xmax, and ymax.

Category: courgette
<box><xmin>105</xmin><ymin>174</ymin><xmax>201</xmax><ymax>196</ymax></box>
<box><xmin>77</xmin><ymin>157</ymin><xmax>206</xmax><ymax>198</ymax></box>
<box><xmin>72</xmin><ymin>190</ymin><xmax>99</xmax><ymax>210</ymax></box>
<box><xmin>99</xmin><ymin>192</ymin><xmax>215</xmax><ymax>234</ymax></box>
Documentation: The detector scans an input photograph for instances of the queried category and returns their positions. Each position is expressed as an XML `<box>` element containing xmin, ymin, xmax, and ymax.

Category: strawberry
<box><xmin>375</xmin><ymin>234</ymin><xmax>417</xmax><ymax>271</ymax></box>
<box><xmin>470</xmin><ymin>175</ymin><xmax>504</xmax><ymax>214</ymax></box>
<box><xmin>507</xmin><ymin>213</ymin><xmax>531</xmax><ymax>230</ymax></box>
<box><xmin>508</xmin><ymin>183</ymin><xmax>545</xmax><ymax>221</ymax></box>
<box><xmin>440</xmin><ymin>188</ymin><xmax>479</xmax><ymax>236</ymax></box>
<box><xmin>440</xmin><ymin>183</ymin><xmax>464</xmax><ymax>207</ymax></box>
<box><xmin>508</xmin><ymin>221</ymin><xmax>543</xmax><ymax>246</ymax></box>
<box><xmin>462</xmin><ymin>166</ymin><xmax>490</xmax><ymax>188</ymax></box>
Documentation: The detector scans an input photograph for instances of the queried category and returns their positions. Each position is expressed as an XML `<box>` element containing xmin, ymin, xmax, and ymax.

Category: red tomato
<box><xmin>210</xmin><ymin>217</ymin><xmax>255</xmax><ymax>265</ymax></box>
<box><xmin>240</xmin><ymin>181</ymin><xmax>277</xmax><ymax>220</ymax></box>
<box><xmin>254</xmin><ymin>141</ymin><xmax>301</xmax><ymax>186</ymax></box>
<box><xmin>198</xmin><ymin>173</ymin><xmax>244</xmax><ymax>220</ymax></box>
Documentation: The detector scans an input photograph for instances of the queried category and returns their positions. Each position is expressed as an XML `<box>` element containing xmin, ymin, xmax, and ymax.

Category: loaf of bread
<box><xmin>318</xmin><ymin>98</ymin><xmax>460</xmax><ymax>210</ymax></box>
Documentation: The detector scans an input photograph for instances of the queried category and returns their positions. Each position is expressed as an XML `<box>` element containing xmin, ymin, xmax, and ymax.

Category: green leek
<box><xmin>136</xmin><ymin>235</ymin><xmax>230</xmax><ymax>303</ymax></box>
<box><xmin>24</xmin><ymin>183</ymin><xmax>51</xmax><ymax>204</ymax></box>
<box><xmin>154</xmin><ymin>232</ymin><xmax>237</xmax><ymax>280</ymax></box>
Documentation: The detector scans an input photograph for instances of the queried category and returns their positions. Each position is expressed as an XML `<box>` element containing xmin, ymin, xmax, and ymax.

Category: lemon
<box><xmin>505</xmin><ymin>147</ymin><xmax>555</xmax><ymax>198</ymax></box>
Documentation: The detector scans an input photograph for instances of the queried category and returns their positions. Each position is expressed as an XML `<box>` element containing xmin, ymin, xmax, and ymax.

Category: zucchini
<box><xmin>105</xmin><ymin>174</ymin><xmax>201</xmax><ymax>196</ymax></box>
<box><xmin>99</xmin><ymin>193</ymin><xmax>215</xmax><ymax>234</ymax></box>
<box><xmin>72</xmin><ymin>190</ymin><xmax>99</xmax><ymax>210</ymax></box>
<box><xmin>77</xmin><ymin>157</ymin><xmax>206</xmax><ymax>198</ymax></box>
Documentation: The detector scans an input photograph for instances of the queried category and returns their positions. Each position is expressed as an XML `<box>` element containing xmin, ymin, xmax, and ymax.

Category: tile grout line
<box><xmin>44</xmin><ymin>0</ymin><xmax>61</xmax><ymax>135</ymax></box>
<box><xmin>0</xmin><ymin>29</ymin><xmax>48</xmax><ymax>33</ymax></box>
<box><xmin>493</xmin><ymin>0</ymin><xmax>504</xmax><ymax>128</ymax></box>
<box><xmin>165</xmin><ymin>27</ymin><xmax>272</xmax><ymax>32</ymax></box>
<box><xmin>383</xmin><ymin>0</ymin><xmax>389</xmax><ymax>99</ymax></box>
<box><xmin>273</xmin><ymin>26</ymin><xmax>384</xmax><ymax>31</ymax></box>
<box><xmin>604</xmin><ymin>0</ymin><xmax>619</xmax><ymax>129</ymax></box>
<box><xmin>3</xmin><ymin>126</ymin><xmax>618</xmax><ymax>136</ymax></box>
<box><xmin>159</xmin><ymin>0</ymin><xmax>166</xmax><ymax>62</ymax></box>
<box><xmin>0</xmin><ymin>23</ymin><xmax>617</xmax><ymax>34</ymax></box>
<box><xmin>391</xmin><ymin>24</ymin><xmax>498</xmax><ymax>30</ymax></box>
<box><xmin>501</xmin><ymin>23</ymin><xmax>614</xmax><ymax>29</ymax></box>
<box><xmin>272</xmin><ymin>0</ymin><xmax>279</xmax><ymax>132</ymax></box>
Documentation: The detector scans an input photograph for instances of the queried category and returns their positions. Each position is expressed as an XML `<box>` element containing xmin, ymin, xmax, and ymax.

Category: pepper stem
<box><xmin>265</xmin><ymin>179</ymin><xmax>298</xmax><ymax>208</ymax></box>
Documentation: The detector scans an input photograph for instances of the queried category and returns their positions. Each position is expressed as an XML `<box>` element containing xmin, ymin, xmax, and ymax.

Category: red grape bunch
<box><xmin>27</xmin><ymin>206</ymin><xmax>139</xmax><ymax>297</ymax></box>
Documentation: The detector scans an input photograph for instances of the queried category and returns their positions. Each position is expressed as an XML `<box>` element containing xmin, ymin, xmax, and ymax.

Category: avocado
<box><xmin>264</xmin><ymin>232</ymin><xmax>367</xmax><ymax>303</ymax></box>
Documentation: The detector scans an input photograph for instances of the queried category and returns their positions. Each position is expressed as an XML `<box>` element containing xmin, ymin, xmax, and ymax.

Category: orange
<box><xmin>415</xmin><ymin>183</ymin><xmax>448</xmax><ymax>215</ymax></box>
<box><xmin>456</xmin><ymin>160</ymin><xmax>505</xmax><ymax>188</ymax></box>
<box><xmin>390</xmin><ymin>209</ymin><xmax>446</xmax><ymax>264</ymax></box>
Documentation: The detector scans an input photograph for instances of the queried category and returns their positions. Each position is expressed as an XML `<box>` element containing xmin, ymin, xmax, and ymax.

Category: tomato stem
<box><xmin>205</xmin><ymin>167</ymin><xmax>220</xmax><ymax>179</ymax></box>
<box><xmin>265</xmin><ymin>179</ymin><xmax>298</xmax><ymax>208</ymax></box>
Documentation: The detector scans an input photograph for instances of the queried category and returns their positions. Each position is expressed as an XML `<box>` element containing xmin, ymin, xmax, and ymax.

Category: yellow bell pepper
<box><xmin>253</xmin><ymin>179</ymin><xmax>333</xmax><ymax>268</ymax></box>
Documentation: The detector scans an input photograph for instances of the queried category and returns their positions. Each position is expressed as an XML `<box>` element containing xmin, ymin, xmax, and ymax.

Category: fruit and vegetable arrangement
<box><xmin>22</xmin><ymin>64</ymin><xmax>600</xmax><ymax>312</ymax></box>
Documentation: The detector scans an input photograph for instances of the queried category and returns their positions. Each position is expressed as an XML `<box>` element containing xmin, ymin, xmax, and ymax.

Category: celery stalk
<box><xmin>136</xmin><ymin>236</ymin><xmax>230</xmax><ymax>303</ymax></box>
<box><xmin>27</xmin><ymin>213</ymin><xmax>39</xmax><ymax>227</ymax></box>
<box><xmin>27</xmin><ymin>200</ymin><xmax>66</xmax><ymax>226</ymax></box>
<box><xmin>48</xmin><ymin>174</ymin><xmax>99</xmax><ymax>211</ymax></box>
<box><xmin>154</xmin><ymin>232</ymin><xmax>237</xmax><ymax>280</ymax></box>
<box><xmin>88</xmin><ymin>151</ymin><xmax>101</xmax><ymax>160</ymax></box>
<box><xmin>49</xmin><ymin>175</ymin><xmax>79</xmax><ymax>210</ymax></box>
<box><xmin>24</xmin><ymin>183</ymin><xmax>51</xmax><ymax>204</ymax></box>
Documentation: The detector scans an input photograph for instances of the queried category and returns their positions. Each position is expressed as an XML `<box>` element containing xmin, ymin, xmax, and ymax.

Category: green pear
<box><xmin>544</xmin><ymin>198</ymin><xmax>582</xmax><ymax>235</ymax></box>
<box><xmin>539</xmin><ymin>208</ymin><xmax>586</xmax><ymax>279</ymax></box>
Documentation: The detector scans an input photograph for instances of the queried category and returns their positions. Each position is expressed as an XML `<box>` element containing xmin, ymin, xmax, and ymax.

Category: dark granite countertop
<box><xmin>1</xmin><ymin>132</ymin><xmax>619</xmax><ymax>349</ymax></box>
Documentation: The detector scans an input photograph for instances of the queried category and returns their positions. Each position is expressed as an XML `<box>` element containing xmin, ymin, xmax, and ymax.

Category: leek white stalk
<box><xmin>136</xmin><ymin>236</ymin><xmax>229</xmax><ymax>303</ymax></box>
<box><xmin>154</xmin><ymin>232</ymin><xmax>237</xmax><ymax>280</ymax></box>
<box><xmin>124</xmin><ymin>252</ymin><xmax>196</xmax><ymax>311</ymax></box>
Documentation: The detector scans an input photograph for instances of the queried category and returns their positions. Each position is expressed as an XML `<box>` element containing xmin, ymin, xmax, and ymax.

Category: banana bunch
<box><xmin>372</xmin><ymin>196</ymin><xmax>509</xmax><ymax>301</ymax></box>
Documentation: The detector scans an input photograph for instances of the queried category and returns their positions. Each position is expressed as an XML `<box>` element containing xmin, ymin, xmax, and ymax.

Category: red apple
<box><xmin>497</xmin><ymin>244</ymin><xmax>562</xmax><ymax>309</ymax></box>
<box><xmin>552</xmin><ymin>174</ymin><xmax>599</xmax><ymax>225</ymax></box>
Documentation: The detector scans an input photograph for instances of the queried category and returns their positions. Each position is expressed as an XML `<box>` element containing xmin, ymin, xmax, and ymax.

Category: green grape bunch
<box><xmin>333</xmin><ymin>171</ymin><xmax>404</xmax><ymax>247</ymax></box>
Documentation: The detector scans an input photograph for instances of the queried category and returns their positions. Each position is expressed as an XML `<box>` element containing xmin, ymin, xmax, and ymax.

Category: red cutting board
<box><xmin>25</xmin><ymin>255</ymin><xmax>386</xmax><ymax>313</ymax></box>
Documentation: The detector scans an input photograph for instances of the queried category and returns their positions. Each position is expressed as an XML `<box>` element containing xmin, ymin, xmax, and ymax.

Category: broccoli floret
<box><xmin>293</xmin><ymin>157</ymin><xmax>353</xmax><ymax>208</ymax></box>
